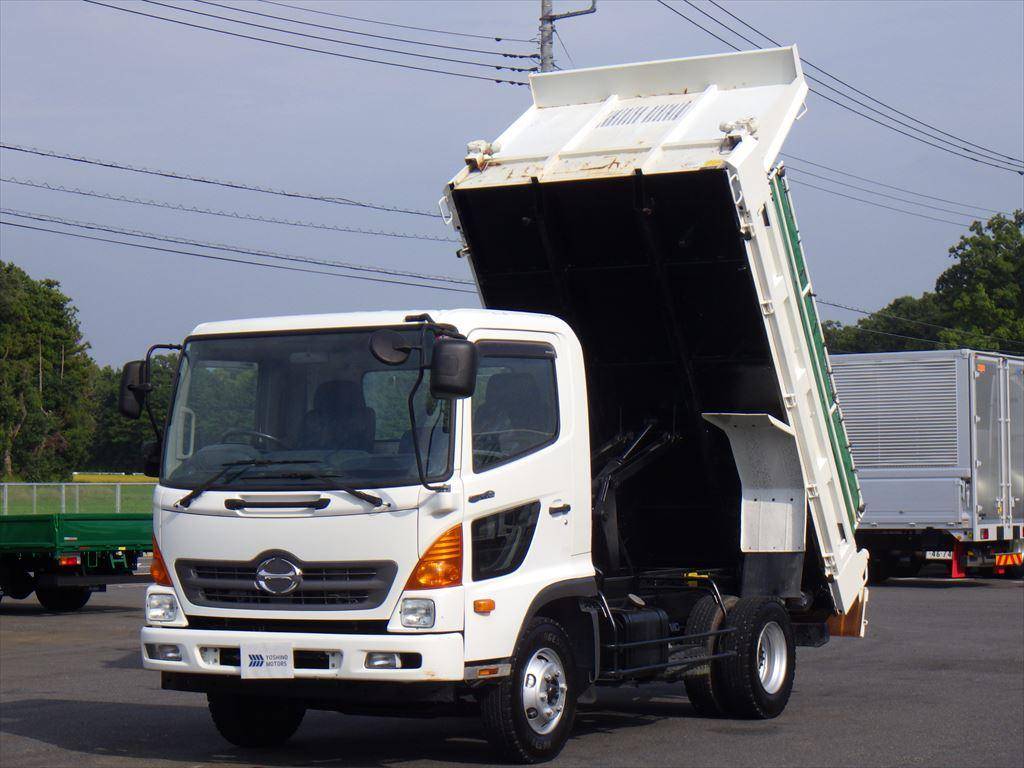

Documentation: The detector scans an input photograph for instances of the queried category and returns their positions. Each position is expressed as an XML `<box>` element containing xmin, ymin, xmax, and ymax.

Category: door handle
<box><xmin>469</xmin><ymin>490</ymin><xmax>495</xmax><ymax>504</ymax></box>
<box><xmin>549</xmin><ymin>503</ymin><xmax>571</xmax><ymax>517</ymax></box>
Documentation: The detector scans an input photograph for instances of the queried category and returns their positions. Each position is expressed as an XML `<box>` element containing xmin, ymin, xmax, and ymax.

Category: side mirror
<box><xmin>369</xmin><ymin>329</ymin><xmax>412</xmax><ymax>365</ymax></box>
<box><xmin>118</xmin><ymin>360</ymin><xmax>147</xmax><ymax>419</ymax></box>
<box><xmin>430</xmin><ymin>338</ymin><xmax>478</xmax><ymax>400</ymax></box>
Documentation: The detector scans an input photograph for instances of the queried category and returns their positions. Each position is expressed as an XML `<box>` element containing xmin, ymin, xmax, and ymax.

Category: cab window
<box><xmin>472</xmin><ymin>342</ymin><xmax>558</xmax><ymax>472</ymax></box>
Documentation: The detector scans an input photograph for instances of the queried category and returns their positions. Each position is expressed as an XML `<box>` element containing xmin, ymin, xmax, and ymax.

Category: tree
<box><xmin>0</xmin><ymin>262</ymin><xmax>97</xmax><ymax>480</ymax></box>
<box><xmin>85</xmin><ymin>355</ymin><xmax>176</xmax><ymax>473</ymax></box>
<box><xmin>823</xmin><ymin>211</ymin><xmax>1024</xmax><ymax>355</ymax></box>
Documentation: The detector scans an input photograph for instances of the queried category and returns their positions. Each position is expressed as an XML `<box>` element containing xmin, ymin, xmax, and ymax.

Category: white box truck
<box><xmin>121</xmin><ymin>47</ymin><xmax>868</xmax><ymax>763</ymax></box>
<box><xmin>831</xmin><ymin>350</ymin><xmax>1024</xmax><ymax>580</ymax></box>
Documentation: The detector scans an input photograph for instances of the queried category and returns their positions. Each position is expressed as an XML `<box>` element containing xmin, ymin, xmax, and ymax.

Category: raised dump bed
<box><xmin>446</xmin><ymin>46</ymin><xmax>868</xmax><ymax>619</ymax></box>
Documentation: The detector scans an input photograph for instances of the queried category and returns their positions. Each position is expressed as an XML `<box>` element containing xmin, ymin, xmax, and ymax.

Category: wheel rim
<box><xmin>521</xmin><ymin>647</ymin><xmax>568</xmax><ymax>735</ymax></box>
<box><xmin>756</xmin><ymin>621</ymin><xmax>787</xmax><ymax>695</ymax></box>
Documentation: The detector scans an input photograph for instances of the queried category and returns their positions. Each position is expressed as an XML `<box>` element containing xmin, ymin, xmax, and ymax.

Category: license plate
<box><xmin>240</xmin><ymin>642</ymin><xmax>294</xmax><ymax>679</ymax></box>
<box><xmin>925</xmin><ymin>550</ymin><xmax>953</xmax><ymax>560</ymax></box>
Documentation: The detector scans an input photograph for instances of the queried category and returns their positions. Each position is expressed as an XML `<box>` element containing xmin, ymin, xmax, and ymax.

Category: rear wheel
<box><xmin>479</xmin><ymin>617</ymin><xmax>578</xmax><ymax>763</ymax></box>
<box><xmin>35</xmin><ymin>586</ymin><xmax>91</xmax><ymax>612</ymax></box>
<box><xmin>682</xmin><ymin>594</ymin><xmax>737</xmax><ymax>717</ymax></box>
<box><xmin>717</xmin><ymin>597</ymin><xmax>795</xmax><ymax>719</ymax></box>
<box><xmin>208</xmin><ymin>694</ymin><xmax>306</xmax><ymax>748</ymax></box>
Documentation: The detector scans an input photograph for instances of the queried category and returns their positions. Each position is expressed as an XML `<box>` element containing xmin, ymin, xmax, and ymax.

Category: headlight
<box><xmin>400</xmin><ymin>598</ymin><xmax>435</xmax><ymax>628</ymax></box>
<box><xmin>146</xmin><ymin>593</ymin><xmax>179</xmax><ymax>623</ymax></box>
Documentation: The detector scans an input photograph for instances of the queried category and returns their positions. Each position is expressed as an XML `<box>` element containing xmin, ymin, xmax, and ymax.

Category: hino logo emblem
<box><xmin>254</xmin><ymin>557</ymin><xmax>303</xmax><ymax>595</ymax></box>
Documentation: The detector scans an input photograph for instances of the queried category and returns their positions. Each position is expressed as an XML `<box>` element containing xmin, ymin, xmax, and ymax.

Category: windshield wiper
<box><xmin>255</xmin><ymin>470</ymin><xmax>384</xmax><ymax>508</ymax></box>
<box><xmin>175</xmin><ymin>459</ymin><xmax>310</xmax><ymax>508</ymax></box>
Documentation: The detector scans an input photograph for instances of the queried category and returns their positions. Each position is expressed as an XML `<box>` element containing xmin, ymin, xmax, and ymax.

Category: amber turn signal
<box><xmin>151</xmin><ymin>536</ymin><xmax>172</xmax><ymax>586</ymax></box>
<box><xmin>406</xmin><ymin>525</ymin><xmax>462</xmax><ymax>590</ymax></box>
<box><xmin>473</xmin><ymin>599</ymin><xmax>495</xmax><ymax>614</ymax></box>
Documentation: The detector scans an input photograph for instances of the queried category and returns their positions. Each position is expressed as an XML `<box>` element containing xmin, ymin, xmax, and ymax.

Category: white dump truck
<box><xmin>121</xmin><ymin>47</ymin><xmax>868</xmax><ymax>763</ymax></box>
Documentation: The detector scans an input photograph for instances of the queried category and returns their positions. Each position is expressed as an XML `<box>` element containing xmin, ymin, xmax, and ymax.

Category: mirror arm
<box><xmin>140</xmin><ymin>343</ymin><xmax>182</xmax><ymax>442</ymax></box>
<box><xmin>408</xmin><ymin>329</ymin><xmax>449</xmax><ymax>493</ymax></box>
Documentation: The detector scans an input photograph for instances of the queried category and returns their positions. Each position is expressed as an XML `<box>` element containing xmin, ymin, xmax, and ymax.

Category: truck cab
<box><xmin>124</xmin><ymin>47</ymin><xmax>869</xmax><ymax>764</ymax></box>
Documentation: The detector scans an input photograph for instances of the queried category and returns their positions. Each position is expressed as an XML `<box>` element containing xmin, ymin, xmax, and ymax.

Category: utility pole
<box><xmin>539</xmin><ymin>1</ymin><xmax>597</xmax><ymax>73</ymax></box>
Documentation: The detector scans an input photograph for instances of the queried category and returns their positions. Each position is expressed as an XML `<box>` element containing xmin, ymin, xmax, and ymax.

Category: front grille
<box><xmin>176</xmin><ymin>553</ymin><xmax>398</xmax><ymax>611</ymax></box>
<box><xmin>186</xmin><ymin>616</ymin><xmax>389</xmax><ymax>633</ymax></box>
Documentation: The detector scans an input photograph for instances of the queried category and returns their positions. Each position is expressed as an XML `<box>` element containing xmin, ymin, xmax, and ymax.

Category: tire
<box><xmin>35</xmin><ymin>587</ymin><xmax>91</xmax><ymax>612</ymax></box>
<box><xmin>1</xmin><ymin>567</ymin><xmax>35</xmax><ymax>600</ymax></box>
<box><xmin>717</xmin><ymin>597</ymin><xmax>795</xmax><ymax>719</ymax></box>
<box><xmin>682</xmin><ymin>594</ymin><xmax>737</xmax><ymax>717</ymax></box>
<box><xmin>207</xmin><ymin>694</ymin><xmax>306</xmax><ymax>748</ymax></box>
<box><xmin>479</xmin><ymin>617</ymin><xmax>579</xmax><ymax>764</ymax></box>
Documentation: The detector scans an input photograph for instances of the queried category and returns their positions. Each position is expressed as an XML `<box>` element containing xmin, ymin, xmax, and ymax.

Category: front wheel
<box><xmin>35</xmin><ymin>586</ymin><xmax>91</xmax><ymax>612</ymax></box>
<box><xmin>479</xmin><ymin>617</ymin><xmax>579</xmax><ymax>764</ymax></box>
<box><xmin>717</xmin><ymin>597</ymin><xmax>795</xmax><ymax>719</ymax></box>
<box><xmin>208</xmin><ymin>694</ymin><xmax>305</xmax><ymax>748</ymax></box>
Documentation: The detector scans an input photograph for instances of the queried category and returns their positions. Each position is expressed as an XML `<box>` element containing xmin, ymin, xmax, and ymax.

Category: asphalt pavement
<box><xmin>1</xmin><ymin>568</ymin><xmax>1022</xmax><ymax>768</ymax></box>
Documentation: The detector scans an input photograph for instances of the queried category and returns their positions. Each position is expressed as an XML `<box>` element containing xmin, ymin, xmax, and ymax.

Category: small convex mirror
<box><xmin>369</xmin><ymin>329</ymin><xmax>412</xmax><ymax>365</ymax></box>
<box><xmin>118</xmin><ymin>360</ymin><xmax>146</xmax><ymax>419</ymax></box>
<box><xmin>430</xmin><ymin>338</ymin><xmax>478</xmax><ymax>400</ymax></box>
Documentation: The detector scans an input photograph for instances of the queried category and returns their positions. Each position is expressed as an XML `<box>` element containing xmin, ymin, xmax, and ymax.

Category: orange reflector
<box><xmin>474</xmin><ymin>599</ymin><xmax>496</xmax><ymax>614</ymax></box>
<box><xmin>151</xmin><ymin>536</ymin><xmax>172</xmax><ymax>586</ymax></box>
<box><xmin>995</xmin><ymin>553</ymin><xmax>1023</xmax><ymax>567</ymax></box>
<box><xmin>406</xmin><ymin>525</ymin><xmax>462</xmax><ymax>590</ymax></box>
<box><xmin>58</xmin><ymin>553</ymin><xmax>81</xmax><ymax>567</ymax></box>
<box><xmin>977</xmin><ymin>363</ymin><xmax>986</xmax><ymax>372</ymax></box>
<box><xmin>477</xmin><ymin>666</ymin><xmax>499</xmax><ymax>677</ymax></box>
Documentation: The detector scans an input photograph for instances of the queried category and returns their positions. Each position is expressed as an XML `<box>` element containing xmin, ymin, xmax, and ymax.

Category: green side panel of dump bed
<box><xmin>0</xmin><ymin>515</ymin><xmax>60</xmax><ymax>553</ymax></box>
<box><xmin>58</xmin><ymin>514</ymin><xmax>152</xmax><ymax>552</ymax></box>
<box><xmin>0</xmin><ymin>513</ymin><xmax>151</xmax><ymax>554</ymax></box>
<box><xmin>770</xmin><ymin>173</ymin><xmax>863</xmax><ymax>530</ymax></box>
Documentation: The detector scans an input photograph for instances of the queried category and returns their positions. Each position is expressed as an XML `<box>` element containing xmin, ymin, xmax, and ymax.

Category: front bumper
<box><xmin>141</xmin><ymin>625</ymin><xmax>465</xmax><ymax>682</ymax></box>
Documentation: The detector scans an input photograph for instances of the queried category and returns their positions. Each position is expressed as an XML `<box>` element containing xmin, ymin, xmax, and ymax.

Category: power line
<box><xmin>1</xmin><ymin>208</ymin><xmax>474</xmax><ymax>287</ymax></box>
<box><xmin>658</xmin><ymin>1</ymin><xmax>1023</xmax><ymax>174</ymax></box>
<box><xmin>785</xmin><ymin>168</ymin><xmax>978</xmax><ymax>219</ymax></box>
<box><xmin>788</xmin><ymin>178</ymin><xmax>972</xmax><ymax>226</ymax></box>
<box><xmin>199</xmin><ymin>0</ymin><xmax>536</xmax><ymax>59</ymax></box>
<box><xmin>1</xmin><ymin>218</ymin><xmax>476</xmax><ymax>294</ymax></box>
<box><xmin>554</xmin><ymin>28</ymin><xmax>576</xmax><ymax>69</ymax></box>
<box><xmin>0</xmin><ymin>142</ymin><xmax>439</xmax><ymax>218</ymax></box>
<box><xmin>780</xmin><ymin>153</ymin><xmax>1013</xmax><ymax>215</ymax></box>
<box><xmin>260</xmin><ymin>0</ymin><xmax>535</xmax><ymax>44</ymax></box>
<box><xmin>144</xmin><ymin>1</ymin><xmax>535</xmax><ymax>73</ymax></box>
<box><xmin>707</xmin><ymin>0</ymin><xmax>1024</xmax><ymax>165</ymax></box>
<box><xmin>0</xmin><ymin>177</ymin><xmax>460</xmax><ymax>242</ymax></box>
<box><xmin>687</xmin><ymin>1</ymin><xmax>1022</xmax><ymax>170</ymax></box>
<box><xmin>82</xmin><ymin>1</ymin><xmax>528</xmax><ymax>87</ymax></box>
<box><xmin>834</xmin><ymin>325</ymin><xmax>954</xmax><ymax>349</ymax></box>
<box><xmin>817</xmin><ymin>299</ymin><xmax>1024</xmax><ymax>349</ymax></box>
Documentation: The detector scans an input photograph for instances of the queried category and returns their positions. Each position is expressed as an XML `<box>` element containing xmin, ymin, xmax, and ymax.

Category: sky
<box><xmin>1</xmin><ymin>0</ymin><xmax>1022</xmax><ymax>367</ymax></box>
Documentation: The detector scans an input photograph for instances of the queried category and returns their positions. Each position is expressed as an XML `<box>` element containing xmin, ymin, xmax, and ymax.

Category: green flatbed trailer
<box><xmin>0</xmin><ymin>486</ymin><xmax>152</xmax><ymax>612</ymax></box>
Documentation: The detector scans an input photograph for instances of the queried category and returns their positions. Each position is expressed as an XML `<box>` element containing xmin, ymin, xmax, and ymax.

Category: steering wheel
<box><xmin>473</xmin><ymin>429</ymin><xmax>551</xmax><ymax>465</ymax></box>
<box><xmin>220</xmin><ymin>429</ymin><xmax>289</xmax><ymax>451</ymax></box>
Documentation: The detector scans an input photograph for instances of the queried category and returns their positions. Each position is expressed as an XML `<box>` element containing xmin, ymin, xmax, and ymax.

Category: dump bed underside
<box><xmin>453</xmin><ymin>171</ymin><xmax>781</xmax><ymax>567</ymax></box>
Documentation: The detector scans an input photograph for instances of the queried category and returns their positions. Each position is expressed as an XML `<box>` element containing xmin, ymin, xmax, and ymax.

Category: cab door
<box><xmin>460</xmin><ymin>332</ymin><xmax>579</xmax><ymax>663</ymax></box>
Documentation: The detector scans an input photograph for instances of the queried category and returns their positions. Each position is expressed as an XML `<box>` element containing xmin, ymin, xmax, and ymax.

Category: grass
<box><xmin>71</xmin><ymin>473</ymin><xmax>157</xmax><ymax>483</ymax></box>
<box><xmin>2</xmin><ymin>483</ymin><xmax>155</xmax><ymax>516</ymax></box>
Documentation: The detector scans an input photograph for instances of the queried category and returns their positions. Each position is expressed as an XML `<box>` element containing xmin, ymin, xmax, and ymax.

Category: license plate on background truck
<box><xmin>925</xmin><ymin>551</ymin><xmax>953</xmax><ymax>560</ymax></box>
<box><xmin>240</xmin><ymin>643</ymin><xmax>294</xmax><ymax>679</ymax></box>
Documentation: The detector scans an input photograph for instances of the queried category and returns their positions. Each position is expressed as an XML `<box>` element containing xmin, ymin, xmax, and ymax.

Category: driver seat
<box><xmin>297</xmin><ymin>380</ymin><xmax>375</xmax><ymax>451</ymax></box>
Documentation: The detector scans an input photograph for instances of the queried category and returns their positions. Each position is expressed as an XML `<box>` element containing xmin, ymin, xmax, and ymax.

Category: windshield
<box><xmin>161</xmin><ymin>328</ymin><xmax>452</xmax><ymax>491</ymax></box>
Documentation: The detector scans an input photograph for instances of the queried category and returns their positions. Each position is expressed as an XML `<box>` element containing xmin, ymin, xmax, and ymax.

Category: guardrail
<box><xmin>0</xmin><ymin>483</ymin><xmax>157</xmax><ymax>516</ymax></box>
